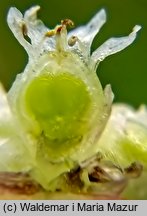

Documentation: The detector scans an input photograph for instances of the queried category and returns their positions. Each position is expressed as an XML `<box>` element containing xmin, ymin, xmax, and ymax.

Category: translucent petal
<box><xmin>7</xmin><ymin>7</ymin><xmax>55</xmax><ymax>58</ymax></box>
<box><xmin>7</xmin><ymin>7</ymin><xmax>33</xmax><ymax>56</ymax></box>
<box><xmin>68</xmin><ymin>9</ymin><xmax>106</xmax><ymax>54</ymax></box>
<box><xmin>91</xmin><ymin>25</ymin><xmax>141</xmax><ymax>66</ymax></box>
<box><xmin>24</xmin><ymin>5</ymin><xmax>47</xmax><ymax>45</ymax></box>
<box><xmin>24</xmin><ymin>6</ymin><xmax>55</xmax><ymax>51</ymax></box>
<box><xmin>24</xmin><ymin>5</ymin><xmax>41</xmax><ymax>22</ymax></box>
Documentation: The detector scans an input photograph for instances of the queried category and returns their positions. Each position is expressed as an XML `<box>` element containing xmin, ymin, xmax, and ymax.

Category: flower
<box><xmin>0</xmin><ymin>6</ymin><xmax>141</xmax><ymax>190</ymax></box>
<box><xmin>98</xmin><ymin>104</ymin><xmax>147</xmax><ymax>167</ymax></box>
<box><xmin>97</xmin><ymin>104</ymin><xmax>147</xmax><ymax>199</ymax></box>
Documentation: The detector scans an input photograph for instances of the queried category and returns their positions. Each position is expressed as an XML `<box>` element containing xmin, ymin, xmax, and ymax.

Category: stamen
<box><xmin>21</xmin><ymin>22</ymin><xmax>31</xmax><ymax>44</ymax></box>
<box><xmin>68</xmin><ymin>36</ymin><xmax>78</xmax><ymax>46</ymax></box>
<box><xmin>22</xmin><ymin>22</ymin><xmax>28</xmax><ymax>37</ymax></box>
<box><xmin>45</xmin><ymin>19</ymin><xmax>74</xmax><ymax>38</ymax></box>
<box><xmin>124</xmin><ymin>162</ymin><xmax>143</xmax><ymax>178</ymax></box>
<box><xmin>45</xmin><ymin>19</ymin><xmax>74</xmax><ymax>52</ymax></box>
<box><xmin>68</xmin><ymin>35</ymin><xmax>88</xmax><ymax>56</ymax></box>
<box><xmin>45</xmin><ymin>29</ymin><xmax>56</xmax><ymax>37</ymax></box>
<box><xmin>61</xmin><ymin>19</ymin><xmax>74</xmax><ymax>28</ymax></box>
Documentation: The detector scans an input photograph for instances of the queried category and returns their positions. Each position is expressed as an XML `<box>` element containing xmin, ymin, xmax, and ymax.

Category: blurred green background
<box><xmin>0</xmin><ymin>0</ymin><xmax>147</xmax><ymax>107</ymax></box>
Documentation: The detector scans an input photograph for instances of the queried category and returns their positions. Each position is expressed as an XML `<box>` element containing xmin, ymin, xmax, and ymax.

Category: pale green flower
<box><xmin>0</xmin><ymin>6</ymin><xmax>141</xmax><ymax>190</ymax></box>
<box><xmin>98</xmin><ymin>104</ymin><xmax>147</xmax><ymax>167</ymax></box>
<box><xmin>97</xmin><ymin>104</ymin><xmax>147</xmax><ymax>199</ymax></box>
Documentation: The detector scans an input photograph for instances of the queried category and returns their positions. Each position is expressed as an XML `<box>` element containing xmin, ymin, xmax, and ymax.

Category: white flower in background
<box><xmin>0</xmin><ymin>6</ymin><xmax>141</xmax><ymax>190</ymax></box>
<box><xmin>96</xmin><ymin>104</ymin><xmax>147</xmax><ymax>199</ymax></box>
<box><xmin>98</xmin><ymin>104</ymin><xmax>147</xmax><ymax>167</ymax></box>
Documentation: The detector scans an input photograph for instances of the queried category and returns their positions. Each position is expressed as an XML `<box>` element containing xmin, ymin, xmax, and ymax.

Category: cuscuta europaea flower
<box><xmin>0</xmin><ymin>5</ymin><xmax>144</xmax><ymax>195</ymax></box>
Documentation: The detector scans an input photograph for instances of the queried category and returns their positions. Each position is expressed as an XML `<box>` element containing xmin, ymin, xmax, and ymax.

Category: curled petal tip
<box><xmin>99</xmin><ymin>8</ymin><xmax>107</xmax><ymax>21</ymax></box>
<box><xmin>133</xmin><ymin>25</ymin><xmax>142</xmax><ymax>33</ymax></box>
<box><xmin>91</xmin><ymin>23</ymin><xmax>141</xmax><ymax>68</ymax></box>
<box><xmin>8</xmin><ymin>7</ymin><xmax>17</xmax><ymax>13</ymax></box>
<box><xmin>24</xmin><ymin>5</ymin><xmax>41</xmax><ymax>20</ymax></box>
<box><xmin>7</xmin><ymin>7</ymin><xmax>22</xmax><ymax>22</ymax></box>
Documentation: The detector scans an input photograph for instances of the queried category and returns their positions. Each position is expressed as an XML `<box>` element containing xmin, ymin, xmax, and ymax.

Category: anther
<box><xmin>68</xmin><ymin>36</ymin><xmax>78</xmax><ymax>46</ymax></box>
<box><xmin>61</xmin><ymin>19</ymin><xmax>74</xmax><ymax>28</ymax></box>
<box><xmin>22</xmin><ymin>22</ymin><xmax>28</xmax><ymax>37</ymax></box>
<box><xmin>45</xmin><ymin>29</ymin><xmax>56</xmax><ymax>37</ymax></box>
